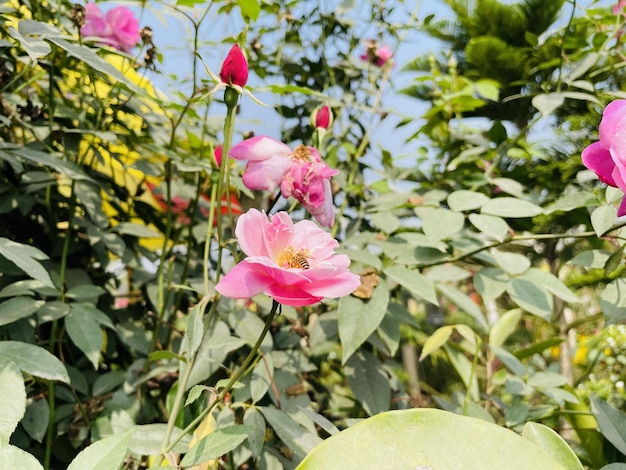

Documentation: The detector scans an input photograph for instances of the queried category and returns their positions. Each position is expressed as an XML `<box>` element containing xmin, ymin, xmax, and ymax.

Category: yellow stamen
<box><xmin>277</xmin><ymin>246</ymin><xmax>311</xmax><ymax>269</ymax></box>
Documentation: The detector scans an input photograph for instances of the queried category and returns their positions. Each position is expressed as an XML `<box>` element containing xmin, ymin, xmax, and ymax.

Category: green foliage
<box><xmin>1</xmin><ymin>0</ymin><xmax>626</xmax><ymax>468</ymax></box>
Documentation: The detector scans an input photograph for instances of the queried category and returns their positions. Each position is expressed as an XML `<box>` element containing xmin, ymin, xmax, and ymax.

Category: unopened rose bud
<box><xmin>219</xmin><ymin>44</ymin><xmax>248</xmax><ymax>87</ymax></box>
<box><xmin>214</xmin><ymin>145</ymin><xmax>222</xmax><ymax>167</ymax></box>
<box><xmin>312</xmin><ymin>105</ymin><xmax>333</xmax><ymax>129</ymax></box>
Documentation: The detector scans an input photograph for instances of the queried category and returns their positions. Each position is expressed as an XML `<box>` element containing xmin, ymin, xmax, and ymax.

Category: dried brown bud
<box><xmin>70</xmin><ymin>3</ymin><xmax>86</xmax><ymax>28</ymax></box>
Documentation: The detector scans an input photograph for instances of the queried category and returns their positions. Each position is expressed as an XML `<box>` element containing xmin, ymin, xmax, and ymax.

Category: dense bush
<box><xmin>0</xmin><ymin>0</ymin><xmax>625</xmax><ymax>469</ymax></box>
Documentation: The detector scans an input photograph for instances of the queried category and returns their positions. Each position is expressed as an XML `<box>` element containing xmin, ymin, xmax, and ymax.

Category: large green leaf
<box><xmin>345</xmin><ymin>350</ymin><xmax>391</xmax><ymax>416</ymax></box>
<box><xmin>591</xmin><ymin>397</ymin><xmax>626</xmax><ymax>456</ymax></box>
<box><xmin>66</xmin><ymin>428</ymin><xmax>133</xmax><ymax>470</ymax></box>
<box><xmin>180</xmin><ymin>425</ymin><xmax>253</xmax><ymax>466</ymax></box>
<box><xmin>383</xmin><ymin>265</ymin><xmax>438</xmax><ymax>305</ymax></box>
<box><xmin>0</xmin><ymin>341</ymin><xmax>69</xmax><ymax>383</ymax></box>
<box><xmin>260</xmin><ymin>407</ymin><xmax>322</xmax><ymax>460</ymax></box>
<box><xmin>0</xmin><ymin>297</ymin><xmax>44</xmax><ymax>327</ymax></box>
<box><xmin>415</xmin><ymin>207</ymin><xmax>465</xmax><ymax>240</ymax></box>
<box><xmin>65</xmin><ymin>308</ymin><xmax>104</xmax><ymax>369</ymax></box>
<box><xmin>296</xmin><ymin>409</ymin><xmax>570</xmax><ymax>470</ymax></box>
<box><xmin>600</xmin><ymin>279</ymin><xmax>626</xmax><ymax>324</ymax></box>
<box><xmin>338</xmin><ymin>284</ymin><xmax>389</xmax><ymax>364</ymax></box>
<box><xmin>522</xmin><ymin>422</ymin><xmax>584</xmax><ymax>470</ymax></box>
<box><xmin>0</xmin><ymin>238</ymin><xmax>53</xmax><ymax>287</ymax></box>
<box><xmin>0</xmin><ymin>361</ymin><xmax>26</xmax><ymax>443</ymax></box>
<box><xmin>481</xmin><ymin>197</ymin><xmax>543</xmax><ymax>218</ymax></box>
<box><xmin>0</xmin><ymin>442</ymin><xmax>43</xmax><ymax>470</ymax></box>
<box><xmin>506</xmin><ymin>279</ymin><xmax>552</xmax><ymax>321</ymax></box>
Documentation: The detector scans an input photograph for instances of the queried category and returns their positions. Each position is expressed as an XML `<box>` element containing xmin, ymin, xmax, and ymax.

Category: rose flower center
<box><xmin>277</xmin><ymin>246</ymin><xmax>311</xmax><ymax>270</ymax></box>
<box><xmin>292</xmin><ymin>145</ymin><xmax>313</xmax><ymax>162</ymax></box>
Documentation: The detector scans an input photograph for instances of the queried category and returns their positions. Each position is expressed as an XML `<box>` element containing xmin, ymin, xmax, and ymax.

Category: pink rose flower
<box><xmin>313</xmin><ymin>105</ymin><xmax>333</xmax><ymax>129</ymax></box>
<box><xmin>215</xmin><ymin>209</ymin><xmax>360</xmax><ymax>306</ymax></box>
<box><xmin>82</xmin><ymin>3</ymin><xmax>140</xmax><ymax>53</ymax></box>
<box><xmin>229</xmin><ymin>136</ymin><xmax>338</xmax><ymax>226</ymax></box>
<box><xmin>360</xmin><ymin>40</ymin><xmax>393</xmax><ymax>67</ymax></box>
<box><xmin>582</xmin><ymin>99</ymin><xmax>626</xmax><ymax>215</ymax></box>
<box><xmin>220</xmin><ymin>44</ymin><xmax>248</xmax><ymax>87</ymax></box>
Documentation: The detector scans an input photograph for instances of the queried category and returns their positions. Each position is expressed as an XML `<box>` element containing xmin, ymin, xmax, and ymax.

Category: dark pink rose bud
<box><xmin>214</xmin><ymin>145</ymin><xmax>223</xmax><ymax>167</ymax></box>
<box><xmin>313</xmin><ymin>105</ymin><xmax>333</xmax><ymax>129</ymax></box>
<box><xmin>219</xmin><ymin>44</ymin><xmax>248</xmax><ymax>87</ymax></box>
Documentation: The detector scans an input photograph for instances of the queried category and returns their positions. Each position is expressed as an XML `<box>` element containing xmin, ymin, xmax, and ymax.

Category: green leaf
<box><xmin>419</xmin><ymin>326</ymin><xmax>453</xmax><ymax>361</ymax></box>
<box><xmin>481</xmin><ymin>197</ymin><xmax>543</xmax><ymax>218</ymax></box>
<box><xmin>507</xmin><ymin>279</ymin><xmax>552</xmax><ymax>321</ymax></box>
<box><xmin>383</xmin><ymin>265</ymin><xmax>438</xmax><ymax>305</ymax></box>
<box><xmin>0</xmin><ymin>341</ymin><xmax>69</xmax><ymax>383</ymax></box>
<box><xmin>591</xmin><ymin>206</ymin><xmax>618</xmax><ymax>237</ymax></box>
<box><xmin>490</xmin><ymin>345</ymin><xmax>525</xmax><ymax>376</ymax></box>
<box><xmin>237</xmin><ymin>0</ymin><xmax>260</xmax><ymax>21</ymax></box>
<box><xmin>65</xmin><ymin>284</ymin><xmax>106</xmax><ymax>300</ymax></box>
<box><xmin>0</xmin><ymin>238</ymin><xmax>53</xmax><ymax>287</ymax></box>
<box><xmin>296</xmin><ymin>409</ymin><xmax>569</xmax><ymax>470</ymax></box>
<box><xmin>532</xmin><ymin>93</ymin><xmax>565</xmax><ymax>118</ymax></box>
<box><xmin>338</xmin><ymin>285</ymin><xmax>389</xmax><ymax>364</ymax></box>
<box><xmin>492</xmin><ymin>250</ymin><xmax>530</xmax><ymax>276</ymax></box>
<box><xmin>474</xmin><ymin>267</ymin><xmax>509</xmax><ymax>301</ymax></box>
<box><xmin>437</xmin><ymin>283</ymin><xmax>488</xmax><ymax>330</ymax></box>
<box><xmin>112</xmin><ymin>222</ymin><xmax>162</xmax><ymax>238</ymax></box>
<box><xmin>600</xmin><ymin>279</ymin><xmax>626</xmax><ymax>324</ymax></box>
<box><xmin>0</xmin><ymin>297</ymin><xmax>44</xmax><ymax>327</ymax></box>
<box><xmin>528</xmin><ymin>372</ymin><xmax>567</xmax><ymax>389</ymax></box>
<box><xmin>128</xmin><ymin>424</ymin><xmax>190</xmax><ymax>455</ymax></box>
<box><xmin>181</xmin><ymin>425</ymin><xmax>253</xmax><ymax>466</ymax></box>
<box><xmin>0</xmin><ymin>443</ymin><xmax>43</xmax><ymax>470</ymax></box>
<box><xmin>345</xmin><ymin>350</ymin><xmax>391</xmax><ymax>416</ymax></box>
<box><xmin>444</xmin><ymin>345</ymin><xmax>479</xmax><ymax>400</ymax></box>
<box><xmin>522</xmin><ymin>422</ymin><xmax>584</xmax><ymax>470</ymax></box>
<box><xmin>604</xmin><ymin>245</ymin><xmax>624</xmax><ymax>277</ymax></box>
<box><xmin>0</xmin><ymin>361</ymin><xmax>26</xmax><ymax>443</ymax></box>
<box><xmin>489</xmin><ymin>309</ymin><xmax>522</xmax><ymax>347</ymax></box>
<box><xmin>569</xmin><ymin>250</ymin><xmax>610</xmax><ymax>269</ymax></box>
<box><xmin>22</xmin><ymin>399</ymin><xmax>49</xmax><ymax>443</ymax></box>
<box><xmin>369</xmin><ymin>212</ymin><xmax>400</xmax><ymax>234</ymax></box>
<box><xmin>8</xmin><ymin>26</ymin><xmax>52</xmax><ymax>61</ymax></box>
<box><xmin>447</xmin><ymin>191</ymin><xmax>489</xmax><ymax>212</ymax></box>
<box><xmin>37</xmin><ymin>301</ymin><xmax>70</xmax><ymax>324</ymax></box>
<box><xmin>415</xmin><ymin>207</ymin><xmax>465</xmax><ymax>240</ymax></box>
<box><xmin>243</xmin><ymin>408</ymin><xmax>266</xmax><ymax>458</ymax></box>
<box><xmin>522</xmin><ymin>268</ymin><xmax>579</xmax><ymax>304</ymax></box>
<box><xmin>591</xmin><ymin>397</ymin><xmax>626</xmax><ymax>456</ymax></box>
<box><xmin>544</xmin><ymin>192</ymin><xmax>598</xmax><ymax>214</ymax></box>
<box><xmin>260</xmin><ymin>407</ymin><xmax>322</xmax><ymax>460</ymax></box>
<box><xmin>184</xmin><ymin>302</ymin><xmax>205</xmax><ymax>357</ymax></box>
<box><xmin>65</xmin><ymin>309</ymin><xmax>103</xmax><ymax>369</ymax></box>
<box><xmin>468</xmin><ymin>213</ymin><xmax>510</xmax><ymax>242</ymax></box>
<box><xmin>67</xmin><ymin>428</ymin><xmax>133</xmax><ymax>470</ymax></box>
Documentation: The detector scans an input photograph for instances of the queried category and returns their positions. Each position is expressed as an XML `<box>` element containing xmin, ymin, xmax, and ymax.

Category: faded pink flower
<box><xmin>614</xmin><ymin>0</ymin><xmax>626</xmax><ymax>14</ymax></box>
<box><xmin>313</xmin><ymin>105</ymin><xmax>333</xmax><ymax>129</ymax></box>
<box><xmin>582</xmin><ymin>99</ymin><xmax>626</xmax><ymax>215</ymax></box>
<box><xmin>229</xmin><ymin>136</ymin><xmax>338</xmax><ymax>226</ymax></box>
<box><xmin>82</xmin><ymin>3</ymin><xmax>140</xmax><ymax>53</ymax></box>
<box><xmin>220</xmin><ymin>44</ymin><xmax>248</xmax><ymax>87</ymax></box>
<box><xmin>215</xmin><ymin>209</ymin><xmax>360</xmax><ymax>306</ymax></box>
<box><xmin>360</xmin><ymin>40</ymin><xmax>393</xmax><ymax>67</ymax></box>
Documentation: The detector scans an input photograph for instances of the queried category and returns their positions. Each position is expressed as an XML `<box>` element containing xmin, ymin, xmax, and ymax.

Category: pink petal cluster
<box><xmin>582</xmin><ymin>99</ymin><xmax>626</xmax><ymax>216</ymax></box>
<box><xmin>614</xmin><ymin>0</ymin><xmax>626</xmax><ymax>14</ymax></box>
<box><xmin>220</xmin><ymin>44</ymin><xmax>248</xmax><ymax>87</ymax></box>
<box><xmin>360</xmin><ymin>40</ymin><xmax>393</xmax><ymax>67</ymax></box>
<box><xmin>229</xmin><ymin>136</ymin><xmax>338</xmax><ymax>226</ymax></box>
<box><xmin>215</xmin><ymin>209</ymin><xmax>360</xmax><ymax>306</ymax></box>
<box><xmin>81</xmin><ymin>3</ymin><xmax>141</xmax><ymax>53</ymax></box>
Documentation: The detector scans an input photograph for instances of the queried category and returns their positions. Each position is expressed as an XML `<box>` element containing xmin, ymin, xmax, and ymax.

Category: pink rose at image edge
<box><xmin>614</xmin><ymin>0</ymin><xmax>626</xmax><ymax>14</ymax></box>
<box><xmin>228</xmin><ymin>136</ymin><xmax>337</xmax><ymax>227</ymax></box>
<box><xmin>581</xmin><ymin>99</ymin><xmax>626</xmax><ymax>215</ymax></box>
<box><xmin>215</xmin><ymin>209</ymin><xmax>360</xmax><ymax>306</ymax></box>
<box><xmin>219</xmin><ymin>44</ymin><xmax>249</xmax><ymax>87</ymax></box>
<box><xmin>81</xmin><ymin>3</ymin><xmax>140</xmax><ymax>52</ymax></box>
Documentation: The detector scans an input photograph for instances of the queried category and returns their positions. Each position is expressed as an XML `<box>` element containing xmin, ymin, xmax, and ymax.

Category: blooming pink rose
<box><xmin>82</xmin><ymin>3</ymin><xmax>140</xmax><ymax>52</ymax></box>
<box><xmin>582</xmin><ymin>99</ymin><xmax>626</xmax><ymax>216</ymax></box>
<box><xmin>229</xmin><ymin>136</ymin><xmax>338</xmax><ymax>226</ymax></box>
<box><xmin>215</xmin><ymin>209</ymin><xmax>360</xmax><ymax>306</ymax></box>
<box><xmin>220</xmin><ymin>44</ymin><xmax>248</xmax><ymax>87</ymax></box>
<box><xmin>360</xmin><ymin>40</ymin><xmax>393</xmax><ymax>67</ymax></box>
